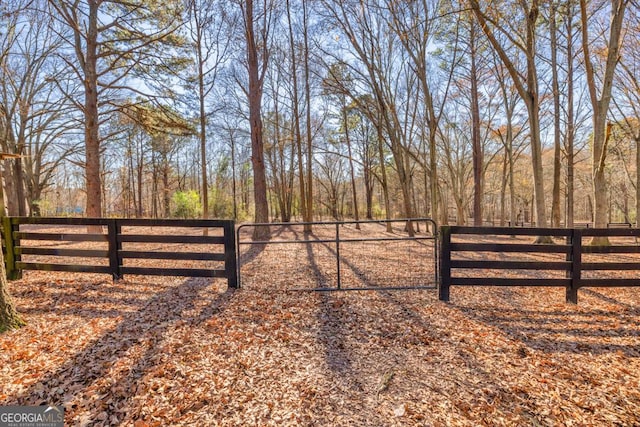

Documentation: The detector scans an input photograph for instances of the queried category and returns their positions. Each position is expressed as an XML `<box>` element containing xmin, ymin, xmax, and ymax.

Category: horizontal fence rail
<box><xmin>237</xmin><ymin>218</ymin><xmax>438</xmax><ymax>291</ymax></box>
<box><xmin>2</xmin><ymin>217</ymin><xmax>237</xmax><ymax>288</ymax></box>
<box><xmin>439</xmin><ymin>225</ymin><xmax>640</xmax><ymax>304</ymax></box>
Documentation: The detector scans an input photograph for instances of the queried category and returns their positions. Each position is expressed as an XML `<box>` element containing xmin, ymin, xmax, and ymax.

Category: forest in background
<box><xmin>0</xmin><ymin>0</ymin><xmax>638</xmax><ymax>230</ymax></box>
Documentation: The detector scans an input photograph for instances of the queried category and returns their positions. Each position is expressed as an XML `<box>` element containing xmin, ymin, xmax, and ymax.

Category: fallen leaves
<box><xmin>0</xmin><ymin>225</ymin><xmax>638</xmax><ymax>425</ymax></box>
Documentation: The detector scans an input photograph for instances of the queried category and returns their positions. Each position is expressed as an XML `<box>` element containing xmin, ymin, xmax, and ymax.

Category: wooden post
<box><xmin>335</xmin><ymin>222</ymin><xmax>341</xmax><ymax>290</ymax></box>
<box><xmin>566</xmin><ymin>228</ymin><xmax>581</xmax><ymax>304</ymax></box>
<box><xmin>107</xmin><ymin>219</ymin><xmax>122</xmax><ymax>280</ymax></box>
<box><xmin>438</xmin><ymin>225</ymin><xmax>451</xmax><ymax>302</ymax></box>
<box><xmin>2</xmin><ymin>217</ymin><xmax>20</xmax><ymax>280</ymax></box>
<box><xmin>224</xmin><ymin>221</ymin><xmax>238</xmax><ymax>289</ymax></box>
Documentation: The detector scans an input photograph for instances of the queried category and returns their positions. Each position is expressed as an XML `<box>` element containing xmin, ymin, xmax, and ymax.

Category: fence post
<box><xmin>438</xmin><ymin>225</ymin><xmax>451</xmax><ymax>302</ymax></box>
<box><xmin>433</xmin><ymin>222</ymin><xmax>439</xmax><ymax>286</ymax></box>
<box><xmin>2</xmin><ymin>217</ymin><xmax>20</xmax><ymax>280</ymax></box>
<box><xmin>224</xmin><ymin>221</ymin><xmax>238</xmax><ymax>289</ymax></box>
<box><xmin>335</xmin><ymin>223</ymin><xmax>341</xmax><ymax>290</ymax></box>
<box><xmin>107</xmin><ymin>219</ymin><xmax>122</xmax><ymax>280</ymax></box>
<box><xmin>566</xmin><ymin>228</ymin><xmax>581</xmax><ymax>304</ymax></box>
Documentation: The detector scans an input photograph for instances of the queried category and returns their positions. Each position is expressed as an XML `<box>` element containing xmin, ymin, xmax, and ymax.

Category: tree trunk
<box><xmin>84</xmin><ymin>2</ymin><xmax>102</xmax><ymax>221</ymax></box>
<box><xmin>471</xmin><ymin>0</ymin><xmax>549</xmax><ymax>242</ymax></box>
<box><xmin>343</xmin><ymin>104</ymin><xmax>360</xmax><ymax>229</ymax></box>
<box><xmin>565</xmin><ymin>2</ymin><xmax>576</xmax><ymax>228</ymax></box>
<box><xmin>530</xmin><ymin>141</ymin><xmax>547</xmax><ymax>228</ymax></box>
<box><xmin>3</xmin><ymin>160</ymin><xmax>18</xmax><ymax>216</ymax></box>
<box><xmin>636</xmin><ymin>135</ymin><xmax>640</xmax><ymax>228</ymax></box>
<box><xmin>0</xmin><ymin>242</ymin><xmax>25</xmax><ymax>333</ymax></box>
<box><xmin>243</xmin><ymin>0</ymin><xmax>270</xmax><ymax>240</ymax></box>
<box><xmin>500</xmin><ymin>148</ymin><xmax>508</xmax><ymax>226</ymax></box>
<box><xmin>136</xmin><ymin>141</ymin><xmax>143</xmax><ymax>218</ymax></box>
<box><xmin>286</xmin><ymin>0</ymin><xmax>306</xmax><ymax>228</ymax></box>
<box><xmin>470</xmin><ymin>22</ymin><xmax>483</xmax><ymax>227</ymax></box>
<box><xmin>230</xmin><ymin>132</ymin><xmax>238</xmax><ymax>220</ymax></box>
<box><xmin>509</xmin><ymin>142</ymin><xmax>516</xmax><ymax>228</ymax></box>
<box><xmin>581</xmin><ymin>0</ymin><xmax>626</xmax><ymax>245</ymax></box>
<box><xmin>376</xmin><ymin>127</ymin><xmax>392</xmax><ymax>232</ymax></box>
<box><xmin>302</xmin><ymin>0</ymin><xmax>314</xmax><ymax>232</ymax></box>
<box><xmin>364</xmin><ymin>157</ymin><xmax>374</xmax><ymax>219</ymax></box>
<box><xmin>13</xmin><ymin>143</ymin><xmax>26</xmax><ymax>216</ymax></box>
<box><xmin>196</xmin><ymin>18</ymin><xmax>209</xmax><ymax>232</ymax></box>
<box><xmin>524</xmin><ymin>10</ymin><xmax>550</xmax><ymax>240</ymax></box>
<box><xmin>162</xmin><ymin>152</ymin><xmax>170</xmax><ymax>217</ymax></box>
<box><xmin>550</xmin><ymin>2</ymin><xmax>562</xmax><ymax>228</ymax></box>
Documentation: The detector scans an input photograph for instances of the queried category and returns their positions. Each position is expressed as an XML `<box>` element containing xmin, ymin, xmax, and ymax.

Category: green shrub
<box><xmin>172</xmin><ymin>190</ymin><xmax>202</xmax><ymax>218</ymax></box>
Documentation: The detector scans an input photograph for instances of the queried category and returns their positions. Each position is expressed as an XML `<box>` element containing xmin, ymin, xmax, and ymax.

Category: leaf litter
<box><xmin>0</xmin><ymin>227</ymin><xmax>639</xmax><ymax>426</ymax></box>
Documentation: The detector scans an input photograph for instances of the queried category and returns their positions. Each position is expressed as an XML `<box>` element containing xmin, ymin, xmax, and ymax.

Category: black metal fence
<box><xmin>2</xmin><ymin>217</ymin><xmax>237</xmax><ymax>288</ymax></box>
<box><xmin>439</xmin><ymin>225</ymin><xmax>640</xmax><ymax>303</ymax></box>
<box><xmin>237</xmin><ymin>218</ymin><xmax>438</xmax><ymax>291</ymax></box>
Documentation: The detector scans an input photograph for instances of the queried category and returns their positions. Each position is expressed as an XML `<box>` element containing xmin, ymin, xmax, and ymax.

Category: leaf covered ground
<box><xmin>1</xmin><ymin>225</ymin><xmax>639</xmax><ymax>426</ymax></box>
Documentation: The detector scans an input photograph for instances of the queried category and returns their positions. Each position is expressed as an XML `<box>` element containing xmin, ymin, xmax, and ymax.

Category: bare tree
<box><xmin>319</xmin><ymin>0</ymin><xmax>419</xmax><ymax>235</ymax></box>
<box><xmin>580</xmin><ymin>0</ymin><xmax>628</xmax><ymax>243</ymax></box>
<box><xmin>612</xmin><ymin>5</ymin><xmax>640</xmax><ymax>227</ymax></box>
<box><xmin>471</xmin><ymin>0</ymin><xmax>550</xmax><ymax>240</ymax></box>
<box><xmin>549</xmin><ymin>1</ymin><xmax>563</xmax><ymax>228</ymax></box>
<box><xmin>186</xmin><ymin>0</ymin><xmax>233</xmax><ymax>228</ymax></box>
<box><xmin>564</xmin><ymin>0</ymin><xmax>578</xmax><ymax>228</ymax></box>
<box><xmin>0</xmin><ymin>2</ymin><xmax>26</xmax><ymax>333</ymax></box>
<box><xmin>47</xmin><ymin>0</ymin><xmax>186</xmax><ymax>219</ymax></box>
<box><xmin>236</xmin><ymin>0</ymin><xmax>276</xmax><ymax>239</ymax></box>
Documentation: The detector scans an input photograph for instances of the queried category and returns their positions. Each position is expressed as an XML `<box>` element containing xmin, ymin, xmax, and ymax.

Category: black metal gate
<box><xmin>236</xmin><ymin>218</ymin><xmax>437</xmax><ymax>291</ymax></box>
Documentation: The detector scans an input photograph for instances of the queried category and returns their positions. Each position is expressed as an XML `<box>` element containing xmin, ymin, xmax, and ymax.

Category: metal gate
<box><xmin>236</xmin><ymin>218</ymin><xmax>437</xmax><ymax>291</ymax></box>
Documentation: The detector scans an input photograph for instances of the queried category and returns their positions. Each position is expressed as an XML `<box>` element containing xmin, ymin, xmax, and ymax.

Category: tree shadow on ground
<box><xmin>302</xmin><ymin>233</ymin><xmax>441</xmax><ymax>394</ymax></box>
<box><xmin>452</xmin><ymin>291</ymin><xmax>640</xmax><ymax>357</ymax></box>
<box><xmin>14</xmin><ymin>286</ymin><xmax>151</xmax><ymax>319</ymax></box>
<box><xmin>305</xmin><ymin>241</ymin><xmax>359</xmax><ymax>386</ymax></box>
<box><xmin>308</xmin><ymin>234</ymin><xmax>435</xmax><ymax>290</ymax></box>
<box><xmin>5</xmin><ymin>277</ymin><xmax>236</xmax><ymax>424</ymax></box>
<box><xmin>236</xmin><ymin>226</ymin><xmax>288</xmax><ymax>287</ymax></box>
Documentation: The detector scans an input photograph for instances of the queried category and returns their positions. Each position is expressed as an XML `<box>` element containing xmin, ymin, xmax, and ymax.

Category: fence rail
<box><xmin>2</xmin><ymin>217</ymin><xmax>237</xmax><ymax>288</ymax></box>
<box><xmin>439</xmin><ymin>225</ymin><xmax>640</xmax><ymax>303</ymax></box>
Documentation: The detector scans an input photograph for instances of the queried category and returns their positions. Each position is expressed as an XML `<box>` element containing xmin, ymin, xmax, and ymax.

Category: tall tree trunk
<box><xmin>524</xmin><ymin>3</ymin><xmax>548</xmax><ymax>237</ymax></box>
<box><xmin>470</xmin><ymin>22</ymin><xmax>482</xmax><ymax>227</ymax></box>
<box><xmin>343</xmin><ymin>104</ymin><xmax>360</xmax><ymax>228</ymax></box>
<box><xmin>427</xmin><ymin>99</ymin><xmax>441</xmax><ymax>226</ymax></box>
<box><xmin>500</xmin><ymin>148</ymin><xmax>508</xmax><ymax>226</ymax></box>
<box><xmin>581</xmin><ymin>0</ymin><xmax>627</xmax><ymax>244</ymax></box>
<box><xmin>508</xmin><ymin>138</ymin><xmax>516</xmax><ymax>228</ymax></box>
<box><xmin>302</xmin><ymin>0</ymin><xmax>314</xmax><ymax>232</ymax></box>
<box><xmin>230</xmin><ymin>131</ymin><xmax>238</xmax><ymax>220</ymax></box>
<box><xmin>550</xmin><ymin>1</ymin><xmax>562</xmax><ymax>228</ymax></box>
<box><xmin>364</xmin><ymin>155</ymin><xmax>374</xmax><ymax>220</ymax></box>
<box><xmin>136</xmin><ymin>141</ymin><xmax>143</xmax><ymax>218</ymax></box>
<box><xmin>565</xmin><ymin>1</ymin><xmax>576</xmax><ymax>228</ymax></box>
<box><xmin>242</xmin><ymin>0</ymin><xmax>270</xmax><ymax>240</ymax></box>
<box><xmin>196</xmin><ymin>14</ymin><xmax>209</xmax><ymax>232</ymax></box>
<box><xmin>527</xmin><ymin>98</ymin><xmax>548</xmax><ymax>234</ymax></box>
<box><xmin>636</xmin><ymin>135</ymin><xmax>640</xmax><ymax>228</ymax></box>
<box><xmin>15</xmin><ymin>119</ymin><xmax>27</xmax><ymax>216</ymax></box>
<box><xmin>376</xmin><ymin>127</ymin><xmax>392</xmax><ymax>232</ymax></box>
<box><xmin>126</xmin><ymin>142</ymin><xmax>134</xmax><ymax>217</ymax></box>
<box><xmin>84</xmin><ymin>1</ymin><xmax>102</xmax><ymax>220</ymax></box>
<box><xmin>151</xmin><ymin>153</ymin><xmax>158</xmax><ymax>218</ymax></box>
<box><xmin>286</xmin><ymin>0</ymin><xmax>306</xmax><ymax>227</ymax></box>
<box><xmin>162</xmin><ymin>152</ymin><xmax>170</xmax><ymax>217</ymax></box>
<box><xmin>472</xmin><ymin>0</ymin><xmax>549</xmax><ymax>241</ymax></box>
